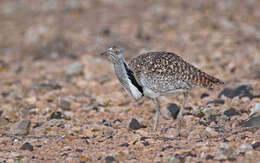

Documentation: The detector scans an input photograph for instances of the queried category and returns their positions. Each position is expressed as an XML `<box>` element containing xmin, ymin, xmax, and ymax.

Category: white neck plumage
<box><xmin>113</xmin><ymin>59</ymin><xmax>143</xmax><ymax>100</ymax></box>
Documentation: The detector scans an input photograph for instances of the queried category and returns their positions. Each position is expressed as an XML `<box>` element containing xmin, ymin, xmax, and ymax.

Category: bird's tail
<box><xmin>198</xmin><ymin>71</ymin><xmax>224</xmax><ymax>89</ymax></box>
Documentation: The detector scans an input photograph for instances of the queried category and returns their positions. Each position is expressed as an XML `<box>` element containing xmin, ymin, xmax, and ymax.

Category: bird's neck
<box><xmin>113</xmin><ymin>59</ymin><xmax>143</xmax><ymax>99</ymax></box>
<box><xmin>113</xmin><ymin>59</ymin><xmax>129</xmax><ymax>83</ymax></box>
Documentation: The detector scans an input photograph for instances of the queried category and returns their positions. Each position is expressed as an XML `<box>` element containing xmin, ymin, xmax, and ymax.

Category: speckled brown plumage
<box><xmin>129</xmin><ymin>51</ymin><xmax>224</xmax><ymax>93</ymax></box>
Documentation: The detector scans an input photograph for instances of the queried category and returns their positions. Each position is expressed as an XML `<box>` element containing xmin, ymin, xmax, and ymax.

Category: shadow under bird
<box><xmin>101</xmin><ymin>45</ymin><xmax>224</xmax><ymax>137</ymax></box>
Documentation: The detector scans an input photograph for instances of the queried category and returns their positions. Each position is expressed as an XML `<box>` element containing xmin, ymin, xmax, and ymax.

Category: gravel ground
<box><xmin>0</xmin><ymin>0</ymin><xmax>260</xmax><ymax>162</ymax></box>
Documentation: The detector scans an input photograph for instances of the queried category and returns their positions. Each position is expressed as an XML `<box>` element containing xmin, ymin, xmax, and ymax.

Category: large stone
<box><xmin>20</xmin><ymin>142</ymin><xmax>34</xmax><ymax>151</ymax></box>
<box><xmin>218</xmin><ymin>84</ymin><xmax>255</xmax><ymax>99</ymax></box>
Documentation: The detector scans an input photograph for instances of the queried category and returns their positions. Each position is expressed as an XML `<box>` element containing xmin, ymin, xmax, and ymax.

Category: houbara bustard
<box><xmin>101</xmin><ymin>45</ymin><xmax>224</xmax><ymax>137</ymax></box>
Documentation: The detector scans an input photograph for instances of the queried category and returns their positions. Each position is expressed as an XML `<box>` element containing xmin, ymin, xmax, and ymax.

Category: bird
<box><xmin>101</xmin><ymin>45</ymin><xmax>224</xmax><ymax>137</ymax></box>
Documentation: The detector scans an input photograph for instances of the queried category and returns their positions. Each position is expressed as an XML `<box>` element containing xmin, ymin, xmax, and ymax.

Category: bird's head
<box><xmin>101</xmin><ymin>45</ymin><xmax>124</xmax><ymax>63</ymax></box>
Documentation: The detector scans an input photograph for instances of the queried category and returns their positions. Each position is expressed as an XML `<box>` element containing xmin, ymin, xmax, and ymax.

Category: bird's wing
<box><xmin>129</xmin><ymin>51</ymin><xmax>223</xmax><ymax>90</ymax></box>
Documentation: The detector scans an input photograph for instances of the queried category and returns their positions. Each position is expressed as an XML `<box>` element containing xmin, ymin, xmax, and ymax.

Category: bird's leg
<box><xmin>177</xmin><ymin>92</ymin><xmax>188</xmax><ymax>137</ymax></box>
<box><xmin>153</xmin><ymin>98</ymin><xmax>161</xmax><ymax>131</ymax></box>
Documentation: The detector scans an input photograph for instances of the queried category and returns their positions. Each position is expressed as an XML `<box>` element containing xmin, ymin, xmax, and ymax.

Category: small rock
<box><xmin>129</xmin><ymin>118</ymin><xmax>145</xmax><ymax>130</ymax></box>
<box><xmin>0</xmin><ymin>117</ymin><xmax>9</xmax><ymax>127</ymax></box>
<box><xmin>37</xmin><ymin>82</ymin><xmax>62</xmax><ymax>90</ymax></box>
<box><xmin>75</xmin><ymin>149</ymin><xmax>83</xmax><ymax>153</ymax></box>
<box><xmin>206</xmin><ymin>155</ymin><xmax>214</xmax><ymax>160</ymax></box>
<box><xmin>50</xmin><ymin>111</ymin><xmax>64</xmax><ymax>119</ymax></box>
<box><xmin>207</xmin><ymin>98</ymin><xmax>225</xmax><ymax>105</ymax></box>
<box><xmin>33</xmin><ymin>122</ymin><xmax>44</xmax><ymax>128</ymax></box>
<box><xmin>162</xmin><ymin>145</ymin><xmax>173</xmax><ymax>151</ymax></box>
<box><xmin>216</xmin><ymin>147</ymin><xmax>233</xmax><ymax>160</ymax></box>
<box><xmin>20</xmin><ymin>142</ymin><xmax>34</xmax><ymax>151</ymax></box>
<box><xmin>14</xmin><ymin>120</ymin><xmax>31</xmax><ymax>135</ymax></box>
<box><xmin>252</xmin><ymin>142</ymin><xmax>260</xmax><ymax>151</ymax></box>
<box><xmin>205</xmin><ymin>127</ymin><xmax>218</xmax><ymax>138</ymax></box>
<box><xmin>241</xmin><ymin>115</ymin><xmax>260</xmax><ymax>127</ymax></box>
<box><xmin>112</xmin><ymin>149</ymin><xmax>132</xmax><ymax>161</ymax></box>
<box><xmin>218</xmin><ymin>84</ymin><xmax>255</xmax><ymax>99</ymax></box>
<box><xmin>45</xmin><ymin>119</ymin><xmax>65</xmax><ymax>127</ymax></box>
<box><xmin>103</xmin><ymin>127</ymin><xmax>114</xmax><ymax>138</ymax></box>
<box><xmin>224</xmin><ymin>108</ymin><xmax>240</xmax><ymax>117</ymax></box>
<box><xmin>101</xmin><ymin>27</ymin><xmax>111</xmax><ymax>36</ymax></box>
<box><xmin>249</xmin><ymin>103</ymin><xmax>260</xmax><ymax>117</ymax></box>
<box><xmin>102</xmin><ymin>119</ymin><xmax>112</xmax><ymax>127</ymax></box>
<box><xmin>166</xmin><ymin>154</ymin><xmax>185</xmax><ymax>163</ymax></box>
<box><xmin>166</xmin><ymin>103</ymin><xmax>180</xmax><ymax>119</ymax></box>
<box><xmin>142</xmin><ymin>141</ymin><xmax>150</xmax><ymax>146</ymax></box>
<box><xmin>239</xmin><ymin>143</ymin><xmax>253</xmax><ymax>153</ymax></box>
<box><xmin>120</xmin><ymin>143</ymin><xmax>129</xmax><ymax>147</ymax></box>
<box><xmin>201</xmin><ymin>93</ymin><xmax>209</xmax><ymax>99</ymax></box>
<box><xmin>64</xmin><ymin>61</ymin><xmax>84</xmax><ymax>76</ymax></box>
<box><xmin>105</xmin><ymin>156</ymin><xmax>117</xmax><ymax>163</ymax></box>
<box><xmin>59</xmin><ymin>99</ymin><xmax>71</xmax><ymax>111</ymax></box>
<box><xmin>0</xmin><ymin>60</ymin><xmax>7</xmax><ymax>70</ymax></box>
<box><xmin>63</xmin><ymin>111</ymin><xmax>73</xmax><ymax>120</ymax></box>
<box><xmin>208</xmin><ymin>115</ymin><xmax>218</xmax><ymax>122</ymax></box>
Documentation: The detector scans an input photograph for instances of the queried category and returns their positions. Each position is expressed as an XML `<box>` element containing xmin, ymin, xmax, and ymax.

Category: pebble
<box><xmin>205</xmin><ymin>127</ymin><xmax>218</xmax><ymax>138</ymax></box>
<box><xmin>63</xmin><ymin>111</ymin><xmax>73</xmax><ymax>120</ymax></box>
<box><xmin>102</xmin><ymin>119</ymin><xmax>112</xmax><ymax>127</ymax></box>
<box><xmin>167</xmin><ymin>103</ymin><xmax>180</xmax><ymax>119</ymax></box>
<box><xmin>120</xmin><ymin>143</ymin><xmax>129</xmax><ymax>147</ymax></box>
<box><xmin>20</xmin><ymin>142</ymin><xmax>34</xmax><ymax>151</ymax></box>
<box><xmin>45</xmin><ymin>119</ymin><xmax>65</xmax><ymax>127</ymax></box>
<box><xmin>166</xmin><ymin>154</ymin><xmax>185</xmax><ymax>163</ymax></box>
<box><xmin>241</xmin><ymin>115</ymin><xmax>260</xmax><ymax>127</ymax></box>
<box><xmin>252</xmin><ymin>142</ymin><xmax>260</xmax><ymax>151</ymax></box>
<box><xmin>239</xmin><ymin>143</ymin><xmax>253</xmax><ymax>153</ymax></box>
<box><xmin>64</xmin><ymin>61</ymin><xmax>84</xmax><ymax>76</ymax></box>
<box><xmin>113</xmin><ymin>149</ymin><xmax>132</xmax><ymax>161</ymax></box>
<box><xmin>0</xmin><ymin>118</ymin><xmax>9</xmax><ymax>127</ymax></box>
<box><xmin>105</xmin><ymin>156</ymin><xmax>117</xmax><ymax>163</ymax></box>
<box><xmin>249</xmin><ymin>103</ymin><xmax>260</xmax><ymax>117</ymax></box>
<box><xmin>200</xmin><ymin>93</ymin><xmax>209</xmax><ymax>99</ymax></box>
<box><xmin>216</xmin><ymin>147</ymin><xmax>233</xmax><ymax>160</ymax></box>
<box><xmin>0</xmin><ymin>60</ymin><xmax>7</xmax><ymax>70</ymax></box>
<box><xmin>142</xmin><ymin>141</ymin><xmax>150</xmax><ymax>146</ymax></box>
<box><xmin>13</xmin><ymin>120</ymin><xmax>31</xmax><ymax>135</ymax></box>
<box><xmin>129</xmin><ymin>118</ymin><xmax>145</xmax><ymax>130</ymax></box>
<box><xmin>207</xmin><ymin>98</ymin><xmax>225</xmax><ymax>105</ymax></box>
<box><xmin>218</xmin><ymin>84</ymin><xmax>255</xmax><ymax>99</ymax></box>
<box><xmin>50</xmin><ymin>111</ymin><xmax>64</xmax><ymax>119</ymax></box>
<box><xmin>161</xmin><ymin>145</ymin><xmax>173</xmax><ymax>151</ymax></box>
<box><xmin>59</xmin><ymin>99</ymin><xmax>71</xmax><ymax>111</ymax></box>
<box><xmin>102</xmin><ymin>127</ymin><xmax>114</xmax><ymax>138</ymax></box>
<box><xmin>224</xmin><ymin>108</ymin><xmax>240</xmax><ymax>117</ymax></box>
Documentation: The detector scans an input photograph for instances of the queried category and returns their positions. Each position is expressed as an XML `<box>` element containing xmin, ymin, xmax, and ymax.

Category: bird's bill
<box><xmin>100</xmin><ymin>50</ymin><xmax>114</xmax><ymax>62</ymax></box>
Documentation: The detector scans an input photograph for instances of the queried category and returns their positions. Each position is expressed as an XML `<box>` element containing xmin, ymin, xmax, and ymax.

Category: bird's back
<box><xmin>128</xmin><ymin>52</ymin><xmax>223</xmax><ymax>94</ymax></box>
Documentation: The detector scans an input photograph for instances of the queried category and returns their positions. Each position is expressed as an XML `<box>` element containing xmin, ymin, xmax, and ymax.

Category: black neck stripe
<box><xmin>124</xmin><ymin>63</ymin><xmax>144</xmax><ymax>96</ymax></box>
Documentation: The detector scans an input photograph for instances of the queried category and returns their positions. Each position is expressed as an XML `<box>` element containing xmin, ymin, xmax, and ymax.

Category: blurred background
<box><xmin>0</xmin><ymin>0</ymin><xmax>260</xmax><ymax>82</ymax></box>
